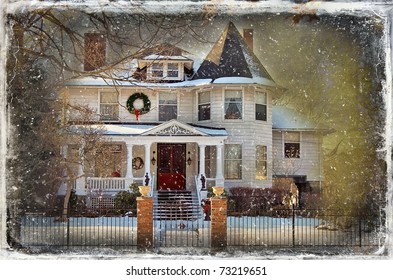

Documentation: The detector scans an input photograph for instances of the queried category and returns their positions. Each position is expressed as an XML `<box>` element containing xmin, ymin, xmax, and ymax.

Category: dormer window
<box><xmin>151</xmin><ymin>63</ymin><xmax>164</xmax><ymax>78</ymax></box>
<box><xmin>146</xmin><ymin>61</ymin><xmax>182</xmax><ymax>81</ymax></box>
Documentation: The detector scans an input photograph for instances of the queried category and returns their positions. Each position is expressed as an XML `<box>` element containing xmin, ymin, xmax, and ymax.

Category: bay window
<box><xmin>198</xmin><ymin>91</ymin><xmax>211</xmax><ymax>121</ymax></box>
<box><xmin>255</xmin><ymin>91</ymin><xmax>267</xmax><ymax>121</ymax></box>
<box><xmin>256</xmin><ymin>145</ymin><xmax>267</xmax><ymax>180</ymax></box>
<box><xmin>224</xmin><ymin>144</ymin><xmax>242</xmax><ymax>179</ymax></box>
<box><xmin>224</xmin><ymin>90</ymin><xmax>242</xmax><ymax>119</ymax></box>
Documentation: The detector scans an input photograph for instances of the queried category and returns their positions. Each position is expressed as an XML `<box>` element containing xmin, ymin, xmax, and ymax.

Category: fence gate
<box><xmin>153</xmin><ymin>218</ymin><xmax>211</xmax><ymax>248</ymax></box>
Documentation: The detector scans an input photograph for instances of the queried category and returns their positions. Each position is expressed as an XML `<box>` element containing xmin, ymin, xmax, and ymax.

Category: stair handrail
<box><xmin>195</xmin><ymin>175</ymin><xmax>203</xmax><ymax>218</ymax></box>
<box><xmin>149</xmin><ymin>174</ymin><xmax>155</xmax><ymax>197</ymax></box>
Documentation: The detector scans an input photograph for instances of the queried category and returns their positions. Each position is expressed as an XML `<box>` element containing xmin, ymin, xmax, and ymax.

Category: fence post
<box><xmin>210</xmin><ymin>196</ymin><xmax>227</xmax><ymax>251</ymax></box>
<box><xmin>66</xmin><ymin>206</ymin><xmax>70</xmax><ymax>249</ymax></box>
<box><xmin>358</xmin><ymin>210</ymin><xmax>362</xmax><ymax>247</ymax></box>
<box><xmin>292</xmin><ymin>204</ymin><xmax>295</xmax><ymax>247</ymax></box>
<box><xmin>137</xmin><ymin>196</ymin><xmax>154</xmax><ymax>251</ymax></box>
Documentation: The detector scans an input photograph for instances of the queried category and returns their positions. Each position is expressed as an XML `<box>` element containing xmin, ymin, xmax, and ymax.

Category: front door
<box><xmin>157</xmin><ymin>144</ymin><xmax>186</xmax><ymax>190</ymax></box>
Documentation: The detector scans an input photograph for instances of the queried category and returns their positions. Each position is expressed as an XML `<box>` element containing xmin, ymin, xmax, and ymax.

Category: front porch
<box><xmin>60</xmin><ymin>120</ymin><xmax>228</xmax><ymax>207</ymax></box>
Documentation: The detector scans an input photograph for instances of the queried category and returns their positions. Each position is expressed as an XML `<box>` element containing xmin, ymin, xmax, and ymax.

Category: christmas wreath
<box><xmin>126</xmin><ymin>93</ymin><xmax>151</xmax><ymax>120</ymax></box>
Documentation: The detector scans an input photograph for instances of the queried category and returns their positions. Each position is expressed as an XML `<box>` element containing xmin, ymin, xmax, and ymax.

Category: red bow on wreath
<box><xmin>134</xmin><ymin>109</ymin><xmax>140</xmax><ymax>121</ymax></box>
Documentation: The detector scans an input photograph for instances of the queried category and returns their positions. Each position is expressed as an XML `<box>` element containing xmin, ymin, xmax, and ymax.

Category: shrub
<box><xmin>228</xmin><ymin>187</ymin><xmax>285</xmax><ymax>215</ymax></box>
<box><xmin>114</xmin><ymin>184</ymin><xmax>140</xmax><ymax>213</ymax></box>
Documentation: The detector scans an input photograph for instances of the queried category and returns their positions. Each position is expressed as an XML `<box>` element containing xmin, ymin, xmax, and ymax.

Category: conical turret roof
<box><xmin>193</xmin><ymin>22</ymin><xmax>274</xmax><ymax>83</ymax></box>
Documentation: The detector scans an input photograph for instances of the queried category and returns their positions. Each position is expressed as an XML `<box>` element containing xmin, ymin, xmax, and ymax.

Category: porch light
<box><xmin>187</xmin><ymin>151</ymin><xmax>192</xmax><ymax>166</ymax></box>
<box><xmin>151</xmin><ymin>151</ymin><xmax>156</xmax><ymax>165</ymax></box>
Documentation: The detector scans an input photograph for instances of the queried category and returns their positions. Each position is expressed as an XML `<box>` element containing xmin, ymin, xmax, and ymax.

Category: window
<box><xmin>95</xmin><ymin>144</ymin><xmax>124</xmax><ymax>177</ymax></box>
<box><xmin>205</xmin><ymin>146</ymin><xmax>216</xmax><ymax>178</ymax></box>
<box><xmin>148</xmin><ymin>62</ymin><xmax>181</xmax><ymax>80</ymax></box>
<box><xmin>255</xmin><ymin>91</ymin><xmax>267</xmax><ymax>121</ymax></box>
<box><xmin>224</xmin><ymin>144</ymin><xmax>242</xmax><ymax>180</ymax></box>
<box><xmin>256</xmin><ymin>145</ymin><xmax>267</xmax><ymax>180</ymax></box>
<box><xmin>67</xmin><ymin>144</ymin><xmax>80</xmax><ymax>176</ymax></box>
<box><xmin>151</xmin><ymin>63</ymin><xmax>164</xmax><ymax>77</ymax></box>
<box><xmin>198</xmin><ymin>91</ymin><xmax>211</xmax><ymax>121</ymax></box>
<box><xmin>84</xmin><ymin>33</ymin><xmax>106</xmax><ymax>71</ymax></box>
<box><xmin>159</xmin><ymin>93</ymin><xmax>177</xmax><ymax>121</ymax></box>
<box><xmin>167</xmin><ymin>63</ymin><xmax>179</xmax><ymax>78</ymax></box>
<box><xmin>100</xmin><ymin>92</ymin><xmax>118</xmax><ymax>120</ymax></box>
<box><xmin>225</xmin><ymin>90</ymin><xmax>242</xmax><ymax>119</ymax></box>
<box><xmin>284</xmin><ymin>132</ymin><xmax>301</xmax><ymax>158</ymax></box>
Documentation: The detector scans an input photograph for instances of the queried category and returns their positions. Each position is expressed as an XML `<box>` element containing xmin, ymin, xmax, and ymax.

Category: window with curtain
<box><xmin>224</xmin><ymin>144</ymin><xmax>242</xmax><ymax>179</ymax></box>
<box><xmin>159</xmin><ymin>93</ymin><xmax>177</xmax><ymax>121</ymax></box>
<box><xmin>198</xmin><ymin>91</ymin><xmax>211</xmax><ymax>121</ymax></box>
<box><xmin>100</xmin><ymin>91</ymin><xmax>118</xmax><ymax>120</ymax></box>
<box><xmin>255</xmin><ymin>91</ymin><xmax>267</xmax><ymax>121</ymax></box>
<box><xmin>256</xmin><ymin>145</ymin><xmax>267</xmax><ymax>180</ymax></box>
<box><xmin>224</xmin><ymin>90</ymin><xmax>242</xmax><ymax>119</ymax></box>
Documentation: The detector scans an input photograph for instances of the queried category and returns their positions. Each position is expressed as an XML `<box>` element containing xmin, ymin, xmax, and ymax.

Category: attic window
<box><xmin>167</xmin><ymin>63</ymin><xmax>179</xmax><ymax>77</ymax></box>
<box><xmin>148</xmin><ymin>62</ymin><xmax>182</xmax><ymax>81</ymax></box>
<box><xmin>151</xmin><ymin>63</ymin><xmax>164</xmax><ymax>77</ymax></box>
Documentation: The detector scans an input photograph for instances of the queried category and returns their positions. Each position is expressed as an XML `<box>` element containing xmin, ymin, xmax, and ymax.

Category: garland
<box><xmin>126</xmin><ymin>93</ymin><xmax>151</xmax><ymax>120</ymax></box>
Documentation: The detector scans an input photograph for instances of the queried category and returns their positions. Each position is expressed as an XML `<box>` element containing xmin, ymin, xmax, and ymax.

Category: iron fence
<box><xmin>20</xmin><ymin>208</ymin><xmax>137</xmax><ymax>249</ymax></box>
<box><xmin>15</xmin><ymin>205</ymin><xmax>384</xmax><ymax>251</ymax></box>
<box><xmin>227</xmin><ymin>203</ymin><xmax>383</xmax><ymax>249</ymax></box>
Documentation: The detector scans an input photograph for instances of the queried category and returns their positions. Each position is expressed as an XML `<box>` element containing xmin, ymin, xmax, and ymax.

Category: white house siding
<box><xmin>191</xmin><ymin>84</ymin><xmax>274</xmax><ymax>189</ymax></box>
<box><xmin>272</xmin><ymin>130</ymin><xmax>322</xmax><ymax>183</ymax></box>
<box><xmin>177</xmin><ymin>88</ymin><xmax>194</xmax><ymax>123</ymax></box>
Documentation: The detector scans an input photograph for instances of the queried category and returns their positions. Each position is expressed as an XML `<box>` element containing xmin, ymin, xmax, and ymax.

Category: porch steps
<box><xmin>154</xmin><ymin>190</ymin><xmax>202</xmax><ymax>220</ymax></box>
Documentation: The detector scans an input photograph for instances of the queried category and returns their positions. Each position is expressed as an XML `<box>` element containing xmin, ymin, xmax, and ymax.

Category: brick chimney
<box><xmin>84</xmin><ymin>33</ymin><xmax>106</xmax><ymax>71</ymax></box>
<box><xmin>243</xmin><ymin>29</ymin><xmax>253</xmax><ymax>51</ymax></box>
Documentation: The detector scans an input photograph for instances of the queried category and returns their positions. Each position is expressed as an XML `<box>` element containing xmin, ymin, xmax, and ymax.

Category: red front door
<box><xmin>157</xmin><ymin>144</ymin><xmax>186</xmax><ymax>190</ymax></box>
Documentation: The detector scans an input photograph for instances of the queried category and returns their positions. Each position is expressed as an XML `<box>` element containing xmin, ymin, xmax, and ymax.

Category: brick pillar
<box><xmin>137</xmin><ymin>197</ymin><xmax>153</xmax><ymax>250</ymax></box>
<box><xmin>210</xmin><ymin>197</ymin><xmax>227</xmax><ymax>251</ymax></box>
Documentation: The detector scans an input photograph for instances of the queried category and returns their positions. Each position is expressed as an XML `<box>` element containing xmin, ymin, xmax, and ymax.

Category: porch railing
<box><xmin>86</xmin><ymin>176</ymin><xmax>155</xmax><ymax>192</ymax></box>
<box><xmin>87</xmin><ymin>177</ymin><xmax>126</xmax><ymax>190</ymax></box>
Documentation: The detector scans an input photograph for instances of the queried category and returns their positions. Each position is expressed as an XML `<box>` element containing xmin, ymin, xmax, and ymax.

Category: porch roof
<box><xmin>272</xmin><ymin>106</ymin><xmax>331</xmax><ymax>132</ymax></box>
<box><xmin>71</xmin><ymin>120</ymin><xmax>228</xmax><ymax>137</ymax></box>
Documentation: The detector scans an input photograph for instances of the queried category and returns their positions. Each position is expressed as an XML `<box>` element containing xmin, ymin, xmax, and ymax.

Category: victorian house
<box><xmin>58</xmin><ymin>22</ymin><xmax>326</xmax><ymax>208</ymax></box>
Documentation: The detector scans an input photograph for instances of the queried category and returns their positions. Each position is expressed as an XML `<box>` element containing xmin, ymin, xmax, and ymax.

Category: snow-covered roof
<box><xmin>142</xmin><ymin>55</ymin><xmax>193</xmax><ymax>61</ymax></box>
<box><xmin>63</xmin><ymin>23</ymin><xmax>277</xmax><ymax>88</ymax></box>
<box><xmin>70</xmin><ymin>121</ymin><xmax>227</xmax><ymax>137</ymax></box>
<box><xmin>192</xmin><ymin>22</ymin><xmax>275</xmax><ymax>87</ymax></box>
<box><xmin>63</xmin><ymin>77</ymin><xmax>213</xmax><ymax>87</ymax></box>
<box><xmin>272</xmin><ymin>106</ymin><xmax>326</xmax><ymax>131</ymax></box>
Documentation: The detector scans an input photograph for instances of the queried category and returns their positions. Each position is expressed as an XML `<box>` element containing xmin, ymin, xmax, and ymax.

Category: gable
<box><xmin>141</xmin><ymin>120</ymin><xmax>207</xmax><ymax>136</ymax></box>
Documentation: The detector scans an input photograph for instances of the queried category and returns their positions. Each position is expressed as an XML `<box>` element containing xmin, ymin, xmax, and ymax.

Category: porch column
<box><xmin>199</xmin><ymin>144</ymin><xmax>206</xmax><ymax>177</ymax></box>
<box><xmin>78</xmin><ymin>142</ymin><xmax>84</xmax><ymax>176</ymax></box>
<box><xmin>216</xmin><ymin>144</ymin><xmax>224</xmax><ymax>186</ymax></box>
<box><xmin>144</xmin><ymin>143</ymin><xmax>151</xmax><ymax>186</ymax></box>
<box><xmin>125</xmin><ymin>143</ymin><xmax>133</xmax><ymax>185</ymax></box>
<box><xmin>76</xmin><ymin>142</ymin><xmax>86</xmax><ymax>196</ymax></box>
